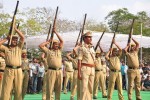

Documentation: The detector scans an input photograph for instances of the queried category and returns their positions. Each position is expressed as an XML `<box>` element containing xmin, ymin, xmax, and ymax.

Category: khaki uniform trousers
<box><xmin>127</xmin><ymin>69</ymin><xmax>141</xmax><ymax>100</ymax></box>
<box><xmin>43</xmin><ymin>71</ymin><xmax>54</xmax><ymax>100</ymax></box>
<box><xmin>42</xmin><ymin>71</ymin><xmax>47</xmax><ymax>100</ymax></box>
<box><xmin>71</xmin><ymin>70</ymin><xmax>81</xmax><ymax>100</ymax></box>
<box><xmin>1</xmin><ymin>67</ymin><xmax>23</xmax><ymax>100</ymax></box>
<box><xmin>22</xmin><ymin>70</ymin><xmax>29</xmax><ymax>100</ymax></box>
<box><xmin>63</xmin><ymin>71</ymin><xmax>73</xmax><ymax>93</ymax></box>
<box><xmin>46</xmin><ymin>69</ymin><xmax>62</xmax><ymax>100</ymax></box>
<box><xmin>80</xmin><ymin>66</ymin><xmax>95</xmax><ymax>100</ymax></box>
<box><xmin>107</xmin><ymin>71</ymin><xmax>123</xmax><ymax>100</ymax></box>
<box><xmin>0</xmin><ymin>71</ymin><xmax>4</xmax><ymax>98</ymax></box>
<box><xmin>93</xmin><ymin>70</ymin><xmax>107</xmax><ymax>97</ymax></box>
<box><xmin>103</xmin><ymin>73</ymin><xmax>107</xmax><ymax>89</ymax></box>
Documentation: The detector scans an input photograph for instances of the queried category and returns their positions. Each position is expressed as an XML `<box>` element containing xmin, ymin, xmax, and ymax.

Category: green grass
<box><xmin>23</xmin><ymin>90</ymin><xmax>150</xmax><ymax>100</ymax></box>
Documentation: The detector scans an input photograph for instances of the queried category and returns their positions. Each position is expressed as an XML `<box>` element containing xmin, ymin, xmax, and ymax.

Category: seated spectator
<box><xmin>142</xmin><ymin>75</ymin><xmax>150</xmax><ymax>91</ymax></box>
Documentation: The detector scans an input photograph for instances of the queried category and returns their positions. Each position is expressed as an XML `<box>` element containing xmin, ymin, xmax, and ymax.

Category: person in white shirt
<box><xmin>29</xmin><ymin>58</ymin><xmax>39</xmax><ymax>93</ymax></box>
<box><xmin>37</xmin><ymin>62</ymin><xmax>45</xmax><ymax>93</ymax></box>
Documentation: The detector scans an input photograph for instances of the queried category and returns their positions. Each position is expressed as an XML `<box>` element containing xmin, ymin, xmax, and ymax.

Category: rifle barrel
<box><xmin>80</xmin><ymin>14</ymin><xmax>87</xmax><ymax>44</ymax></box>
<box><xmin>94</xmin><ymin>31</ymin><xmax>105</xmax><ymax>51</ymax></box>
<box><xmin>110</xmin><ymin>22</ymin><xmax>119</xmax><ymax>48</ymax></box>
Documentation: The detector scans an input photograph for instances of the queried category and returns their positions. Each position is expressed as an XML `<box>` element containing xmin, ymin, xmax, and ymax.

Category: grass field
<box><xmin>23</xmin><ymin>90</ymin><xmax>150</xmax><ymax>100</ymax></box>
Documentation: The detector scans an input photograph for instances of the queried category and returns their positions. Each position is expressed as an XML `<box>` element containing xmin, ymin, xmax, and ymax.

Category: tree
<box><xmin>105</xmin><ymin>8</ymin><xmax>150</xmax><ymax>36</ymax></box>
<box><xmin>0</xmin><ymin>13</ymin><xmax>11</xmax><ymax>36</ymax></box>
<box><xmin>105</xmin><ymin>8</ymin><xmax>135</xmax><ymax>33</ymax></box>
<box><xmin>85</xmin><ymin>19</ymin><xmax>109</xmax><ymax>32</ymax></box>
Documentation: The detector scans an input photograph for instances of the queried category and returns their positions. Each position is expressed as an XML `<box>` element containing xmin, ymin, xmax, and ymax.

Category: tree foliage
<box><xmin>105</xmin><ymin>8</ymin><xmax>150</xmax><ymax>36</ymax></box>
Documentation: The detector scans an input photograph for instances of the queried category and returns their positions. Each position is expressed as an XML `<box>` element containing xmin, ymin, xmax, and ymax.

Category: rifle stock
<box><xmin>49</xmin><ymin>6</ymin><xmax>59</xmax><ymax>49</ymax></box>
<box><xmin>8</xmin><ymin>0</ymin><xmax>19</xmax><ymax>46</ymax></box>
<box><xmin>94</xmin><ymin>31</ymin><xmax>105</xmax><ymax>51</ymax></box>
<box><xmin>110</xmin><ymin>22</ymin><xmax>119</xmax><ymax>49</ymax></box>
<box><xmin>80</xmin><ymin>14</ymin><xmax>87</xmax><ymax>44</ymax></box>
<box><xmin>127</xmin><ymin>19</ymin><xmax>135</xmax><ymax>44</ymax></box>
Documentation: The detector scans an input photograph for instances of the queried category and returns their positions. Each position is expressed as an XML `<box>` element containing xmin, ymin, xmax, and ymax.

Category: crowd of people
<box><xmin>0</xmin><ymin>24</ymin><xmax>149</xmax><ymax>100</ymax></box>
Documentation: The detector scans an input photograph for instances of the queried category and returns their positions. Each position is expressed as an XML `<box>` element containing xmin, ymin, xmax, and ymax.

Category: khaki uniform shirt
<box><xmin>78</xmin><ymin>44</ymin><xmax>95</xmax><ymax>64</ymax></box>
<box><xmin>108</xmin><ymin>51</ymin><xmax>122</xmax><ymax>70</ymax></box>
<box><xmin>102</xmin><ymin>64</ymin><xmax>107</xmax><ymax>74</ymax></box>
<box><xmin>21</xmin><ymin>58</ymin><xmax>29</xmax><ymax>70</ymax></box>
<box><xmin>0</xmin><ymin>41</ymin><xmax>24</xmax><ymax>66</ymax></box>
<box><xmin>0</xmin><ymin>57</ymin><xmax>5</xmax><ymax>70</ymax></box>
<box><xmin>95</xmin><ymin>57</ymin><xmax>102</xmax><ymax>70</ymax></box>
<box><xmin>42</xmin><ymin>58</ymin><xmax>48</xmax><ymax>70</ymax></box>
<box><xmin>69</xmin><ymin>57</ymin><xmax>78</xmax><ymax>69</ymax></box>
<box><xmin>42</xmin><ymin>47</ymin><xmax>62</xmax><ymax>69</ymax></box>
<box><xmin>64</xmin><ymin>61</ymin><xmax>74</xmax><ymax>72</ymax></box>
<box><xmin>126</xmin><ymin>50</ymin><xmax>139</xmax><ymax>68</ymax></box>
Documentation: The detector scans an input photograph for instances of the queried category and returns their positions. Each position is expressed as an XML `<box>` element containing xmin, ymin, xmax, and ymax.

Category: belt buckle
<box><xmin>13</xmin><ymin>66</ymin><xmax>17</xmax><ymax>69</ymax></box>
<box><xmin>56</xmin><ymin>68</ymin><xmax>59</xmax><ymax>70</ymax></box>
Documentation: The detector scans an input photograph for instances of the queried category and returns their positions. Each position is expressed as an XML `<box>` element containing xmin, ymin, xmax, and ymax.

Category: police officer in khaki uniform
<box><xmin>93</xmin><ymin>49</ymin><xmax>107</xmax><ymax>99</ymax></box>
<box><xmin>63</xmin><ymin>56</ymin><xmax>74</xmax><ymax>94</ymax></box>
<box><xmin>124</xmin><ymin>38</ymin><xmax>142</xmax><ymax>100</ymax></box>
<box><xmin>78</xmin><ymin>32</ymin><xmax>95</xmax><ymax>100</ymax></box>
<box><xmin>41</xmin><ymin>53</ymin><xmax>54</xmax><ymax>100</ymax></box>
<box><xmin>0</xmin><ymin>25</ymin><xmax>24</xmax><ymax>100</ymax></box>
<box><xmin>41</xmin><ymin>53</ymin><xmax>48</xmax><ymax>100</ymax></box>
<box><xmin>21</xmin><ymin>49</ymin><xmax>29</xmax><ymax>100</ymax></box>
<box><xmin>101</xmin><ymin>56</ymin><xmax>107</xmax><ymax>90</ymax></box>
<box><xmin>105</xmin><ymin>40</ymin><xmax>124</xmax><ymax>100</ymax></box>
<box><xmin>0</xmin><ymin>52</ymin><xmax>5</xmax><ymax>98</ymax></box>
<box><xmin>39</xmin><ymin>27</ymin><xmax>63</xmax><ymax>100</ymax></box>
<box><xmin>67</xmin><ymin>45</ymin><xmax>81</xmax><ymax>100</ymax></box>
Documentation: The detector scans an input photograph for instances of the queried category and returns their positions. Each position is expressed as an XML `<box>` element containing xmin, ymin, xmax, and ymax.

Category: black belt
<box><xmin>48</xmin><ymin>67</ymin><xmax>62</xmax><ymax>70</ymax></box>
<box><xmin>111</xmin><ymin>69</ymin><xmax>121</xmax><ymax>72</ymax></box>
<box><xmin>22</xmin><ymin>70</ymin><xmax>29</xmax><ymax>72</ymax></box>
<box><xmin>6</xmin><ymin>65</ymin><xmax>21</xmax><ymax>69</ymax></box>
<box><xmin>74</xmin><ymin>68</ymin><xmax>78</xmax><ymax>70</ymax></box>
<box><xmin>128</xmin><ymin>67</ymin><xmax>140</xmax><ymax>70</ymax></box>
<box><xmin>0</xmin><ymin>69</ymin><xmax>4</xmax><ymax>72</ymax></box>
<box><xmin>67</xmin><ymin>71</ymin><xmax>73</xmax><ymax>72</ymax></box>
<box><xmin>95</xmin><ymin>69</ymin><xmax>103</xmax><ymax>71</ymax></box>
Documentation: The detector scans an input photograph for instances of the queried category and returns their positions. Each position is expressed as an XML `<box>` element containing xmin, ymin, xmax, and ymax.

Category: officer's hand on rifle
<box><xmin>48</xmin><ymin>39</ymin><xmax>52</xmax><ymax>43</ymax></box>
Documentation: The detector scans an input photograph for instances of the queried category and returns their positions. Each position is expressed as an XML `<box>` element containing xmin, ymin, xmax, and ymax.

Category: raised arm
<box><xmin>132</xmin><ymin>38</ymin><xmax>139</xmax><ymax>50</ymax></box>
<box><xmin>113</xmin><ymin>39</ymin><xmax>122</xmax><ymax>51</ymax></box>
<box><xmin>39</xmin><ymin>39</ymin><xmax>52</xmax><ymax>50</ymax></box>
<box><xmin>0</xmin><ymin>37</ymin><xmax>8</xmax><ymax>46</ymax></box>
<box><xmin>14</xmin><ymin>25</ymin><xmax>24</xmax><ymax>42</ymax></box>
<box><xmin>105</xmin><ymin>49</ymin><xmax>111</xmax><ymax>60</ymax></box>
<box><xmin>124</xmin><ymin>43</ymin><xmax>130</xmax><ymax>53</ymax></box>
<box><xmin>73</xmin><ymin>43</ymin><xmax>80</xmax><ymax>57</ymax></box>
<box><xmin>53</xmin><ymin>27</ymin><xmax>64</xmax><ymax>48</ymax></box>
<box><xmin>66</xmin><ymin>52</ymin><xmax>72</xmax><ymax>59</ymax></box>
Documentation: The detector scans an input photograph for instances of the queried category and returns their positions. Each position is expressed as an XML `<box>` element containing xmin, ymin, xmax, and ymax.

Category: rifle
<box><xmin>49</xmin><ymin>6</ymin><xmax>59</xmax><ymax>49</ymax></box>
<box><xmin>8</xmin><ymin>0</ymin><xmax>19</xmax><ymax>46</ymax></box>
<box><xmin>75</xmin><ymin>28</ymin><xmax>82</xmax><ymax>47</ymax></box>
<box><xmin>80</xmin><ymin>14</ymin><xmax>87</xmax><ymax>44</ymax></box>
<box><xmin>94</xmin><ymin>31</ymin><xmax>105</xmax><ymax>51</ymax></box>
<box><xmin>46</xmin><ymin>24</ymin><xmax>52</xmax><ymax>41</ymax></box>
<box><xmin>127</xmin><ymin>19</ymin><xmax>135</xmax><ymax>44</ymax></box>
<box><xmin>109</xmin><ymin>22</ymin><xmax>119</xmax><ymax>49</ymax></box>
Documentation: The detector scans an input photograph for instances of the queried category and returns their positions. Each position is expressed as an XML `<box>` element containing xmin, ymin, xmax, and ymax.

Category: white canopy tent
<box><xmin>26</xmin><ymin>31</ymin><xmax>150</xmax><ymax>51</ymax></box>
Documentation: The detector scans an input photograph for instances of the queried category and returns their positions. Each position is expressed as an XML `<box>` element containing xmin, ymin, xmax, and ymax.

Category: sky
<box><xmin>0</xmin><ymin>0</ymin><xmax>150</xmax><ymax>22</ymax></box>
